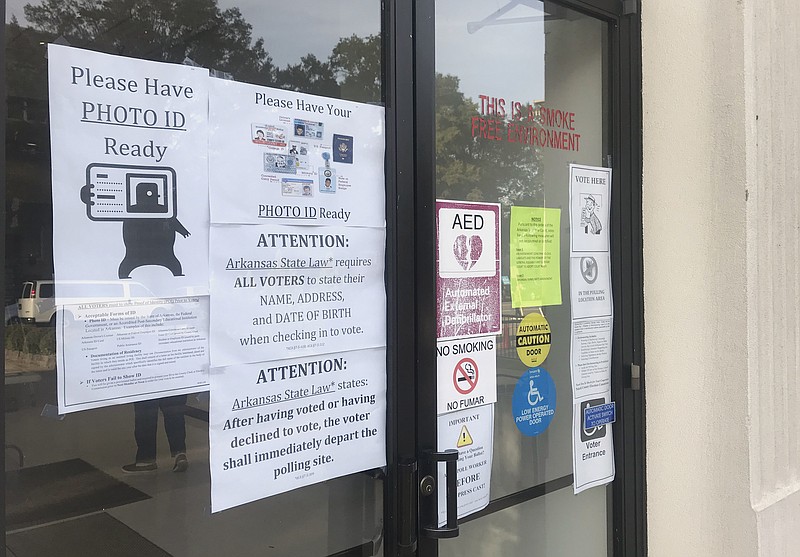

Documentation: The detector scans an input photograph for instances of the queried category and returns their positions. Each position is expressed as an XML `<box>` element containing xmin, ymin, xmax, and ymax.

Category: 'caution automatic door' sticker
<box><xmin>515</xmin><ymin>312</ymin><xmax>551</xmax><ymax>367</ymax></box>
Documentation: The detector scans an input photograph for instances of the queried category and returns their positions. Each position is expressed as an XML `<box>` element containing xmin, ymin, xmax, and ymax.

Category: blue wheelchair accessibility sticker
<box><xmin>512</xmin><ymin>367</ymin><xmax>556</xmax><ymax>437</ymax></box>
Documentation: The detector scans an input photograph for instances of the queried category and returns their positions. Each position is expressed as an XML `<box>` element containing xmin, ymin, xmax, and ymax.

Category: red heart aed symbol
<box><xmin>453</xmin><ymin>235</ymin><xmax>483</xmax><ymax>270</ymax></box>
<box><xmin>469</xmin><ymin>235</ymin><xmax>483</xmax><ymax>269</ymax></box>
<box><xmin>453</xmin><ymin>235</ymin><xmax>469</xmax><ymax>270</ymax></box>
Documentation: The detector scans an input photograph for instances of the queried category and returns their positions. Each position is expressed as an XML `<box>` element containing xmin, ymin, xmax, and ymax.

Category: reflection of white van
<box><xmin>18</xmin><ymin>280</ymin><xmax>55</xmax><ymax>325</ymax></box>
<box><xmin>18</xmin><ymin>280</ymin><xmax>157</xmax><ymax>325</ymax></box>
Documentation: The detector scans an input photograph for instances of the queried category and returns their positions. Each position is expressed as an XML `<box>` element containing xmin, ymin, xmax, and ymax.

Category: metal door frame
<box><xmin>382</xmin><ymin>0</ymin><xmax>645</xmax><ymax>555</ymax></box>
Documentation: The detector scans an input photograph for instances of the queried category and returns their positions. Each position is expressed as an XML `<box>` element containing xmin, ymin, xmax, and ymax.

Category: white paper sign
<box><xmin>210</xmin><ymin>348</ymin><xmax>386</xmax><ymax>512</ymax></box>
<box><xmin>436</xmin><ymin>336</ymin><xmax>497</xmax><ymax>414</ymax></box>
<box><xmin>437</xmin><ymin>405</ymin><xmax>493</xmax><ymax>525</ymax></box>
<box><xmin>569</xmin><ymin>317</ymin><xmax>612</xmax><ymax>399</ymax></box>
<box><xmin>48</xmin><ymin>44</ymin><xmax>210</xmax><ymax>299</ymax></box>
<box><xmin>209</xmin><ymin>79</ymin><xmax>385</xmax><ymax>227</ymax></box>
<box><xmin>57</xmin><ymin>296</ymin><xmax>209</xmax><ymax>413</ymax></box>
<box><xmin>569</xmin><ymin>164</ymin><xmax>611</xmax><ymax>253</ymax></box>
<box><xmin>569</xmin><ymin>255</ymin><xmax>612</xmax><ymax>319</ymax></box>
<box><xmin>572</xmin><ymin>394</ymin><xmax>615</xmax><ymax>493</ymax></box>
<box><xmin>48</xmin><ymin>45</ymin><xmax>211</xmax><ymax>412</ymax></box>
<box><xmin>568</xmin><ymin>163</ymin><xmax>615</xmax><ymax>493</ymax></box>
<box><xmin>209</xmin><ymin>224</ymin><xmax>386</xmax><ymax>367</ymax></box>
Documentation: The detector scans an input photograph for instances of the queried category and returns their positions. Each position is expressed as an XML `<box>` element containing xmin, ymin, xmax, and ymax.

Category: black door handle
<box><xmin>420</xmin><ymin>449</ymin><xmax>459</xmax><ymax>538</ymax></box>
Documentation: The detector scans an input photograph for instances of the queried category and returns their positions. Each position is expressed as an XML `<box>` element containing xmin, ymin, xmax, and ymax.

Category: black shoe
<box><xmin>172</xmin><ymin>453</ymin><xmax>188</xmax><ymax>473</ymax></box>
<box><xmin>122</xmin><ymin>461</ymin><xmax>157</xmax><ymax>474</ymax></box>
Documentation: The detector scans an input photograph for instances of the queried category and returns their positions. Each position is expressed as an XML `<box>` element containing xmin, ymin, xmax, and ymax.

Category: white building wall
<box><xmin>644</xmin><ymin>0</ymin><xmax>800</xmax><ymax>555</ymax></box>
<box><xmin>745</xmin><ymin>0</ymin><xmax>800</xmax><ymax>555</ymax></box>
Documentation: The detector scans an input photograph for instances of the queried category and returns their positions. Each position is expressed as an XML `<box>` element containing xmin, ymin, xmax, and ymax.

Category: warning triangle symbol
<box><xmin>457</xmin><ymin>425</ymin><xmax>474</xmax><ymax>448</ymax></box>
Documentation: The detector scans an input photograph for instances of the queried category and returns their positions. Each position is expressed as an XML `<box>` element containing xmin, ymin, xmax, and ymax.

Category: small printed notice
<box><xmin>48</xmin><ymin>44</ymin><xmax>210</xmax><ymax>299</ymax></box>
<box><xmin>209</xmin><ymin>348</ymin><xmax>386</xmax><ymax>512</ymax></box>
<box><xmin>209</xmin><ymin>79</ymin><xmax>385</xmax><ymax>228</ymax></box>
<box><xmin>570</xmin><ymin>317</ymin><xmax>612</xmax><ymax>399</ymax></box>
<box><xmin>436</xmin><ymin>200</ymin><xmax>501</xmax><ymax>340</ymax></box>
<box><xmin>572</xmin><ymin>395</ymin><xmax>615</xmax><ymax>493</ymax></box>
<box><xmin>570</xmin><ymin>165</ymin><xmax>610</xmax><ymax>253</ymax></box>
<box><xmin>209</xmin><ymin>225</ymin><xmax>386</xmax><ymax>367</ymax></box>
<box><xmin>57</xmin><ymin>296</ymin><xmax>209</xmax><ymax>413</ymax></box>
<box><xmin>436</xmin><ymin>336</ymin><xmax>496</xmax><ymax>415</ymax></box>
<box><xmin>437</xmin><ymin>405</ymin><xmax>493</xmax><ymax>526</ymax></box>
<box><xmin>509</xmin><ymin>207</ymin><xmax>561</xmax><ymax>308</ymax></box>
<box><xmin>568</xmin><ymin>164</ymin><xmax>615</xmax><ymax>493</ymax></box>
<box><xmin>569</xmin><ymin>256</ymin><xmax>612</xmax><ymax>319</ymax></box>
<box><xmin>584</xmin><ymin>401</ymin><xmax>616</xmax><ymax>429</ymax></box>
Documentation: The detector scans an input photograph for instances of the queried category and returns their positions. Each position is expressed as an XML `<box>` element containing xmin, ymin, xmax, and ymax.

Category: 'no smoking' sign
<box><xmin>437</xmin><ymin>336</ymin><xmax>496</xmax><ymax>415</ymax></box>
<box><xmin>453</xmin><ymin>358</ymin><xmax>479</xmax><ymax>394</ymax></box>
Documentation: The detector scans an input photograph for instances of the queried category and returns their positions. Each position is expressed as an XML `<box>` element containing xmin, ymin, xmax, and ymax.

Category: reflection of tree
<box><xmin>25</xmin><ymin>0</ymin><xmax>276</xmax><ymax>83</ymax></box>
<box><xmin>19</xmin><ymin>0</ymin><xmax>382</xmax><ymax>103</ymax></box>
<box><xmin>275</xmin><ymin>35</ymin><xmax>381</xmax><ymax>103</ymax></box>
<box><xmin>276</xmin><ymin>54</ymin><xmax>338</xmax><ymax>98</ymax></box>
<box><xmin>436</xmin><ymin>73</ymin><xmax>543</xmax><ymax>210</ymax></box>
<box><xmin>331</xmin><ymin>34</ymin><xmax>381</xmax><ymax>103</ymax></box>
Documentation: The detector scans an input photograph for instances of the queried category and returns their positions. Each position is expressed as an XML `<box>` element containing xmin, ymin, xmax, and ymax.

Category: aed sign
<box><xmin>438</xmin><ymin>206</ymin><xmax>496</xmax><ymax>278</ymax></box>
<box><xmin>436</xmin><ymin>336</ymin><xmax>497</xmax><ymax>415</ymax></box>
<box><xmin>515</xmin><ymin>312</ymin><xmax>551</xmax><ymax>367</ymax></box>
<box><xmin>436</xmin><ymin>200</ymin><xmax>502</xmax><ymax>340</ymax></box>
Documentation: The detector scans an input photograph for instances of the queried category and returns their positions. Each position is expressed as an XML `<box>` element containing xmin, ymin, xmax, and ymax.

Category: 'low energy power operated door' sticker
<box><xmin>512</xmin><ymin>367</ymin><xmax>556</xmax><ymax>437</ymax></box>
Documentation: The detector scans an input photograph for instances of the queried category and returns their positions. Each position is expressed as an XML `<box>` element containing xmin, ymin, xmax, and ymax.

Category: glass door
<box><xmin>413</xmin><ymin>1</ymin><xmax>636</xmax><ymax>555</ymax></box>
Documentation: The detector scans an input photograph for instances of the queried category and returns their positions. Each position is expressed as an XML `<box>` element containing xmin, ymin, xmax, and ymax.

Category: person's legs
<box><xmin>123</xmin><ymin>399</ymin><xmax>160</xmax><ymax>473</ymax></box>
<box><xmin>159</xmin><ymin>395</ymin><xmax>187</xmax><ymax>456</ymax></box>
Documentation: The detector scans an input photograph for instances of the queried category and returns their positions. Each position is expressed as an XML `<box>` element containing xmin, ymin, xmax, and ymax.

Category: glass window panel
<box><xmin>4</xmin><ymin>1</ymin><xmax>384</xmax><ymax>555</ymax></box>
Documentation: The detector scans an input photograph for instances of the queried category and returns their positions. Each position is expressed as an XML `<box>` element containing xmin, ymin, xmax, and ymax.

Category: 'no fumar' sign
<box><xmin>436</xmin><ymin>336</ymin><xmax>496</xmax><ymax>415</ymax></box>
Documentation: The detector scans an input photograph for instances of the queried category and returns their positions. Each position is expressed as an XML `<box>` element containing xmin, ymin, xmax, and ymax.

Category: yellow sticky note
<box><xmin>510</xmin><ymin>207</ymin><xmax>562</xmax><ymax>308</ymax></box>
